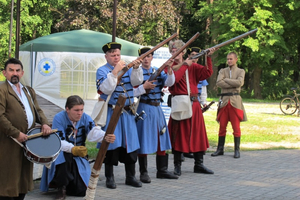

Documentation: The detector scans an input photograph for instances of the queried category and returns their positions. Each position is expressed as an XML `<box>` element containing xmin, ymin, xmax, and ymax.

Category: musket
<box><xmin>202</xmin><ymin>101</ymin><xmax>215</xmax><ymax>113</ymax></box>
<box><xmin>84</xmin><ymin>94</ymin><xmax>126</xmax><ymax>200</ymax></box>
<box><xmin>147</xmin><ymin>32</ymin><xmax>200</xmax><ymax>83</ymax></box>
<box><xmin>117</xmin><ymin>33</ymin><xmax>178</xmax><ymax>84</ymax></box>
<box><xmin>191</xmin><ymin>28</ymin><xmax>258</xmax><ymax>59</ymax></box>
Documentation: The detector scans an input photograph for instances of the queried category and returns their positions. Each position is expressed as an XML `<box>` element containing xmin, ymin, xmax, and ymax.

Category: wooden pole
<box><xmin>112</xmin><ymin>0</ymin><xmax>117</xmax><ymax>42</ymax></box>
<box><xmin>84</xmin><ymin>94</ymin><xmax>126</xmax><ymax>200</ymax></box>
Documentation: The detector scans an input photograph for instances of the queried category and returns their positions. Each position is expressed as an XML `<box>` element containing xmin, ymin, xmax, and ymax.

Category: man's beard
<box><xmin>10</xmin><ymin>76</ymin><xmax>19</xmax><ymax>84</ymax></box>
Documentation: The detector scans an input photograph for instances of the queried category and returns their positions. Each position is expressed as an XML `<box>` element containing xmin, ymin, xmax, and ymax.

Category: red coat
<box><xmin>168</xmin><ymin>58</ymin><xmax>213</xmax><ymax>152</ymax></box>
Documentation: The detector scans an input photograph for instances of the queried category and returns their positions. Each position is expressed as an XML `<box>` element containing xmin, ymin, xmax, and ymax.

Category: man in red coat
<box><xmin>167</xmin><ymin>40</ymin><xmax>216</xmax><ymax>176</ymax></box>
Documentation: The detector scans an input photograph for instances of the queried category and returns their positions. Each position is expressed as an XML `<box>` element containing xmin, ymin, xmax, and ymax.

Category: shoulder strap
<box><xmin>185</xmin><ymin>70</ymin><xmax>190</xmax><ymax>95</ymax></box>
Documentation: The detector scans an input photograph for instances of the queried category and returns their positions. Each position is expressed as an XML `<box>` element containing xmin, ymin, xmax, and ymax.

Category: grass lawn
<box><xmin>86</xmin><ymin>99</ymin><xmax>300</xmax><ymax>159</ymax></box>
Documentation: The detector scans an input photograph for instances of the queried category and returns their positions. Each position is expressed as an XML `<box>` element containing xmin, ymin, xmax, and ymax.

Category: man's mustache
<box><xmin>11</xmin><ymin>75</ymin><xmax>19</xmax><ymax>83</ymax></box>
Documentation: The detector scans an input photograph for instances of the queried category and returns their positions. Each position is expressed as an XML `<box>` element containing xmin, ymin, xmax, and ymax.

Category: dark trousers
<box><xmin>0</xmin><ymin>194</ymin><xmax>26</xmax><ymax>200</ymax></box>
<box><xmin>104</xmin><ymin>147</ymin><xmax>138</xmax><ymax>165</ymax></box>
<box><xmin>51</xmin><ymin>152</ymin><xmax>86</xmax><ymax>197</ymax></box>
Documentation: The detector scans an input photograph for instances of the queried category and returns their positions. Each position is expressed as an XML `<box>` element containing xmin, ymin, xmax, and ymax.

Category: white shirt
<box><xmin>8</xmin><ymin>81</ymin><xmax>34</xmax><ymax>129</ymax></box>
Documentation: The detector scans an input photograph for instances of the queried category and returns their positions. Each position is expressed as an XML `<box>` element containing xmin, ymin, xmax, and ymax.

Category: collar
<box><xmin>7</xmin><ymin>80</ymin><xmax>24</xmax><ymax>90</ymax></box>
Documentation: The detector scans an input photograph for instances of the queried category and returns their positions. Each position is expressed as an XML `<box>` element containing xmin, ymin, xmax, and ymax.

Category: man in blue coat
<box><xmin>40</xmin><ymin>95</ymin><xmax>115</xmax><ymax>200</ymax></box>
<box><xmin>96</xmin><ymin>42</ymin><xmax>143</xmax><ymax>189</ymax></box>
<box><xmin>134</xmin><ymin>47</ymin><xmax>178</xmax><ymax>183</ymax></box>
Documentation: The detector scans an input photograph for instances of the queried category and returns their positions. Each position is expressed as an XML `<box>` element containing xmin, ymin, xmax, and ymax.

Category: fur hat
<box><xmin>168</xmin><ymin>40</ymin><xmax>186</xmax><ymax>54</ymax></box>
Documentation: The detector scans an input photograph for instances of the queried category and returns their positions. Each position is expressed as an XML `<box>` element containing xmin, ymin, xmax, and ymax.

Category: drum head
<box><xmin>26</xmin><ymin>128</ymin><xmax>61</xmax><ymax>157</ymax></box>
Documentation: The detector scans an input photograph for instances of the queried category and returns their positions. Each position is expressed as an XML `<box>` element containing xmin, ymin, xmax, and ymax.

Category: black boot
<box><xmin>156</xmin><ymin>154</ymin><xmax>179</xmax><ymax>179</ymax></box>
<box><xmin>194</xmin><ymin>152</ymin><xmax>214</xmax><ymax>174</ymax></box>
<box><xmin>125</xmin><ymin>164</ymin><xmax>142</xmax><ymax>187</ymax></box>
<box><xmin>55</xmin><ymin>185</ymin><xmax>66</xmax><ymax>200</ymax></box>
<box><xmin>138</xmin><ymin>156</ymin><xmax>151</xmax><ymax>183</ymax></box>
<box><xmin>234</xmin><ymin>137</ymin><xmax>240</xmax><ymax>158</ymax></box>
<box><xmin>181</xmin><ymin>153</ymin><xmax>185</xmax><ymax>162</ymax></box>
<box><xmin>183</xmin><ymin>153</ymin><xmax>194</xmax><ymax>158</ymax></box>
<box><xmin>173</xmin><ymin>151</ymin><xmax>182</xmax><ymax>176</ymax></box>
<box><xmin>105</xmin><ymin>164</ymin><xmax>116</xmax><ymax>189</ymax></box>
<box><xmin>211</xmin><ymin>136</ymin><xmax>226</xmax><ymax>156</ymax></box>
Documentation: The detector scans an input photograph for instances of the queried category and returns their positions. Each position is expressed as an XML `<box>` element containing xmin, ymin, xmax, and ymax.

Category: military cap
<box><xmin>102</xmin><ymin>42</ymin><xmax>122</xmax><ymax>53</ymax></box>
<box><xmin>187</xmin><ymin>47</ymin><xmax>201</xmax><ymax>55</ymax></box>
<box><xmin>138</xmin><ymin>47</ymin><xmax>154</xmax><ymax>56</ymax></box>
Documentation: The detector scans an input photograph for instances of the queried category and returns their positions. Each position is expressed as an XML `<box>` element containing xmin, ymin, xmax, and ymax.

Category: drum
<box><xmin>24</xmin><ymin>128</ymin><xmax>61</xmax><ymax>164</ymax></box>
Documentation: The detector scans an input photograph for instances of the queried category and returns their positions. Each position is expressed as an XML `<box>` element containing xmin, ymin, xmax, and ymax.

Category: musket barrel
<box><xmin>117</xmin><ymin>33</ymin><xmax>178</xmax><ymax>83</ymax></box>
<box><xmin>191</xmin><ymin>28</ymin><xmax>258</xmax><ymax>59</ymax></box>
<box><xmin>148</xmin><ymin>32</ymin><xmax>200</xmax><ymax>81</ymax></box>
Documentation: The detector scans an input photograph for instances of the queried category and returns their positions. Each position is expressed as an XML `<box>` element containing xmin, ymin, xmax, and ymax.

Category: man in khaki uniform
<box><xmin>0</xmin><ymin>58</ymin><xmax>52</xmax><ymax>200</ymax></box>
<box><xmin>211</xmin><ymin>52</ymin><xmax>247</xmax><ymax>158</ymax></box>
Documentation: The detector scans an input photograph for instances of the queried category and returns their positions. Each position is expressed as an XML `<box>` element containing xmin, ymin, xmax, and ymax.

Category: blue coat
<box><xmin>40</xmin><ymin>111</ymin><xmax>94</xmax><ymax>192</ymax></box>
<box><xmin>96</xmin><ymin>63</ymin><xmax>140</xmax><ymax>153</ymax></box>
<box><xmin>136</xmin><ymin>67</ymin><xmax>172</xmax><ymax>154</ymax></box>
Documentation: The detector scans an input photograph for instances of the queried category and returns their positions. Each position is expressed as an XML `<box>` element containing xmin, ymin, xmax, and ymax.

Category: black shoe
<box><xmin>125</xmin><ymin>177</ymin><xmax>142</xmax><ymax>187</ymax></box>
<box><xmin>157</xmin><ymin>170</ymin><xmax>179</xmax><ymax>179</ymax></box>
<box><xmin>211</xmin><ymin>149</ymin><xmax>224</xmax><ymax>156</ymax></box>
<box><xmin>106</xmin><ymin>176</ymin><xmax>116</xmax><ymax>189</ymax></box>
<box><xmin>194</xmin><ymin>165</ymin><xmax>214</xmax><ymax>174</ymax></box>
<box><xmin>140</xmin><ymin>173</ymin><xmax>151</xmax><ymax>183</ymax></box>
<box><xmin>55</xmin><ymin>186</ymin><xmax>66</xmax><ymax>200</ymax></box>
<box><xmin>183</xmin><ymin>153</ymin><xmax>194</xmax><ymax>158</ymax></box>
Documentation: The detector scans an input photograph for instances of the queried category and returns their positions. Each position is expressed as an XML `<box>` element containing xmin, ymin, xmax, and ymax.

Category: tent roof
<box><xmin>19</xmin><ymin>29</ymin><xmax>141</xmax><ymax>56</ymax></box>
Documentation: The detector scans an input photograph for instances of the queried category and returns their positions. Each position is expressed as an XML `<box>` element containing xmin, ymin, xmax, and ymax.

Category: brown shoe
<box><xmin>55</xmin><ymin>186</ymin><xmax>66</xmax><ymax>200</ymax></box>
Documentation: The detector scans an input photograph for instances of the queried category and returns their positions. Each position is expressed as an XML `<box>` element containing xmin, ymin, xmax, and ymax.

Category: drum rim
<box><xmin>24</xmin><ymin>127</ymin><xmax>61</xmax><ymax>164</ymax></box>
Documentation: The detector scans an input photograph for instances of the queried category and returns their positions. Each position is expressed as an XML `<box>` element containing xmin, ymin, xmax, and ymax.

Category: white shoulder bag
<box><xmin>170</xmin><ymin>70</ymin><xmax>193</xmax><ymax>120</ymax></box>
<box><xmin>90</xmin><ymin>94</ymin><xmax>112</xmax><ymax>127</ymax></box>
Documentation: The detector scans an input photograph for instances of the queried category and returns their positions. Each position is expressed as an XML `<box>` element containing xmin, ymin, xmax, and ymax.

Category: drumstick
<box><xmin>27</xmin><ymin>129</ymin><xmax>58</xmax><ymax>140</ymax></box>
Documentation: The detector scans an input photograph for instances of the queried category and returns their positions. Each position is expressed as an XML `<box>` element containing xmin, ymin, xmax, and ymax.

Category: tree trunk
<box><xmin>251</xmin><ymin>66</ymin><xmax>262</xmax><ymax>99</ymax></box>
<box><xmin>206</xmin><ymin>0</ymin><xmax>218</xmax><ymax>96</ymax></box>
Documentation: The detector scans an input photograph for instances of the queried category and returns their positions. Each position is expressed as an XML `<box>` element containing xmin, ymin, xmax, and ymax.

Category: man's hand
<box><xmin>183</xmin><ymin>59</ymin><xmax>193</xmax><ymax>66</ymax></box>
<box><xmin>132</xmin><ymin>59</ymin><xmax>142</xmax><ymax>69</ymax></box>
<box><xmin>17</xmin><ymin>132</ymin><xmax>28</xmax><ymax>143</ymax></box>
<box><xmin>207</xmin><ymin>47</ymin><xmax>218</xmax><ymax>56</ymax></box>
<box><xmin>104</xmin><ymin>134</ymin><xmax>116</xmax><ymax>143</ymax></box>
<box><xmin>143</xmin><ymin>80</ymin><xmax>156</xmax><ymax>90</ymax></box>
<box><xmin>41</xmin><ymin>124</ymin><xmax>52</xmax><ymax>136</ymax></box>
<box><xmin>112</xmin><ymin>60</ymin><xmax>126</xmax><ymax>76</ymax></box>
<box><xmin>71</xmin><ymin>146</ymin><xmax>88</xmax><ymax>157</ymax></box>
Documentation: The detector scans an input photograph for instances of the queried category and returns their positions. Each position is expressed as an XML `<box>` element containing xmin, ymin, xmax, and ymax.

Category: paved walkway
<box><xmin>24</xmin><ymin>95</ymin><xmax>300</xmax><ymax>200</ymax></box>
<box><xmin>26</xmin><ymin>150</ymin><xmax>300</xmax><ymax>200</ymax></box>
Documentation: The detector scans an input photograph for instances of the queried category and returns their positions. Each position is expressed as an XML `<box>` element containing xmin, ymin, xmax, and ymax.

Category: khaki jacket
<box><xmin>0</xmin><ymin>80</ymin><xmax>49</xmax><ymax>196</ymax></box>
<box><xmin>216</xmin><ymin>65</ymin><xmax>247</xmax><ymax>121</ymax></box>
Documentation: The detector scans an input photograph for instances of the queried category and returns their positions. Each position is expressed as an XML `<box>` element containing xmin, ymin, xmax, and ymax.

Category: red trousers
<box><xmin>217</xmin><ymin>100</ymin><xmax>244</xmax><ymax>137</ymax></box>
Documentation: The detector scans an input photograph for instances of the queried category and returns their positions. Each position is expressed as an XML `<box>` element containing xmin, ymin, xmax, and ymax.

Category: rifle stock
<box><xmin>147</xmin><ymin>32</ymin><xmax>200</xmax><ymax>83</ymax></box>
<box><xmin>85</xmin><ymin>94</ymin><xmax>126</xmax><ymax>200</ymax></box>
<box><xmin>117</xmin><ymin>33</ymin><xmax>178</xmax><ymax>84</ymax></box>
<box><xmin>191</xmin><ymin>28</ymin><xmax>258</xmax><ymax>59</ymax></box>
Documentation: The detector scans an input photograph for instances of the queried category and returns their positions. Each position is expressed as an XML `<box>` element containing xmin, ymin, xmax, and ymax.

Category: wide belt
<box><xmin>108</xmin><ymin>104</ymin><xmax>131</xmax><ymax>111</ymax></box>
<box><xmin>217</xmin><ymin>93</ymin><xmax>240</xmax><ymax>96</ymax></box>
<box><xmin>140</xmin><ymin>99</ymin><xmax>160</xmax><ymax>106</ymax></box>
<box><xmin>170</xmin><ymin>94</ymin><xmax>199</xmax><ymax>102</ymax></box>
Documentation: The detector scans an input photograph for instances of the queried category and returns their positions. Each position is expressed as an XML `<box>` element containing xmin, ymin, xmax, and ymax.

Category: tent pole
<box><xmin>112</xmin><ymin>0</ymin><xmax>117</xmax><ymax>42</ymax></box>
<box><xmin>9</xmin><ymin>0</ymin><xmax>14</xmax><ymax>58</ymax></box>
<box><xmin>15</xmin><ymin>0</ymin><xmax>20</xmax><ymax>59</ymax></box>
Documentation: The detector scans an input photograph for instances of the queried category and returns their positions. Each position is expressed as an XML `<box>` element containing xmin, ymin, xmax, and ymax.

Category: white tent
<box><xmin>19</xmin><ymin>29</ymin><xmax>171</xmax><ymax>115</ymax></box>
